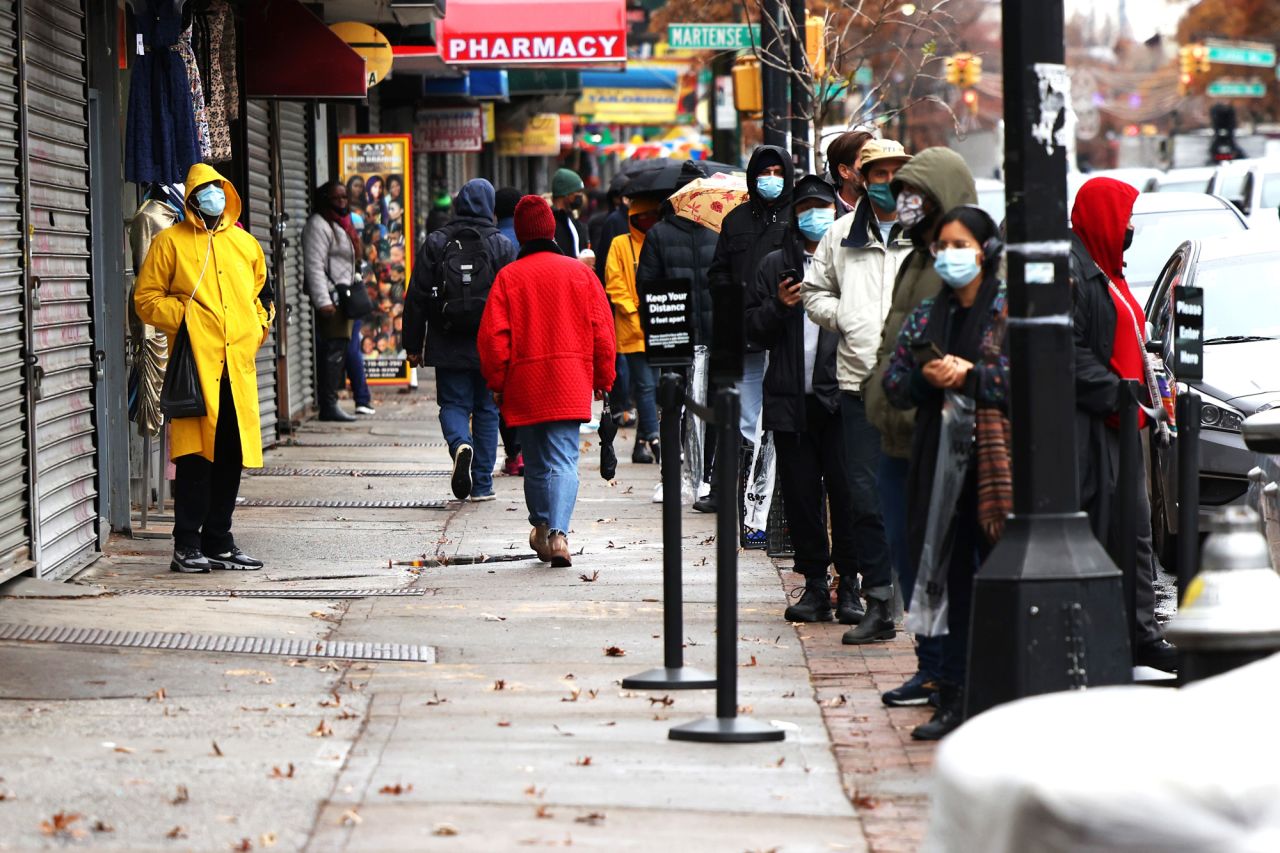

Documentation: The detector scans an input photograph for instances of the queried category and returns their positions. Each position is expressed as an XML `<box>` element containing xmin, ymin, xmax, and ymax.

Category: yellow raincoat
<box><xmin>134</xmin><ymin>163</ymin><xmax>270</xmax><ymax>467</ymax></box>
<box><xmin>603</xmin><ymin>196</ymin><xmax>660</xmax><ymax>355</ymax></box>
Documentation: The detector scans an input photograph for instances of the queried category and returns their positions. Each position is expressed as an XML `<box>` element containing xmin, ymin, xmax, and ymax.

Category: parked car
<box><xmin>1207</xmin><ymin>159</ymin><xmax>1280</xmax><ymax>230</ymax></box>
<box><xmin>975</xmin><ymin>177</ymin><xmax>1006</xmax><ymax>225</ymax></box>
<box><xmin>1144</xmin><ymin>232</ymin><xmax>1280</xmax><ymax>566</ymax></box>
<box><xmin>1146</xmin><ymin>167</ymin><xmax>1215</xmax><ymax>194</ymax></box>
<box><xmin>1125</xmin><ymin>192</ymin><xmax>1248</xmax><ymax>306</ymax></box>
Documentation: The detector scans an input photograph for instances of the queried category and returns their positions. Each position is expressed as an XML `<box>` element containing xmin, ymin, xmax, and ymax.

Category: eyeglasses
<box><xmin>929</xmin><ymin>240</ymin><xmax>977</xmax><ymax>256</ymax></box>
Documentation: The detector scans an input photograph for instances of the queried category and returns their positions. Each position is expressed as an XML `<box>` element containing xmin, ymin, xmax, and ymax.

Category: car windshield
<box><xmin>1128</xmin><ymin>209</ymin><xmax>1243</xmax><ymax>286</ymax></box>
<box><xmin>1157</xmin><ymin>179</ymin><xmax>1209</xmax><ymax>193</ymax></box>
<box><xmin>976</xmin><ymin>188</ymin><xmax>1006</xmax><ymax>225</ymax></box>
<box><xmin>1196</xmin><ymin>254</ymin><xmax>1280</xmax><ymax>340</ymax></box>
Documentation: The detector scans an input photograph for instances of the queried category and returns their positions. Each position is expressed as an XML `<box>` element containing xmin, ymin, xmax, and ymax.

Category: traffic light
<box><xmin>732</xmin><ymin>55</ymin><xmax>762</xmax><ymax>114</ymax></box>
<box><xmin>962</xmin><ymin>55</ymin><xmax>983</xmax><ymax>88</ymax></box>
<box><xmin>1179</xmin><ymin>45</ymin><xmax>1195</xmax><ymax>77</ymax></box>
<box><xmin>805</xmin><ymin>15</ymin><xmax>826</xmax><ymax>75</ymax></box>
<box><xmin>962</xmin><ymin>88</ymin><xmax>978</xmax><ymax>115</ymax></box>
<box><xmin>1193</xmin><ymin>43</ymin><xmax>1210</xmax><ymax>74</ymax></box>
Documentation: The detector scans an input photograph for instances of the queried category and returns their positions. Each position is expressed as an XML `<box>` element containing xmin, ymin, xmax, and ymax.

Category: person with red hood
<box><xmin>478</xmin><ymin>196</ymin><xmax>616</xmax><ymax>567</ymax></box>
<box><xmin>1070</xmin><ymin>176</ymin><xmax>1175</xmax><ymax>671</ymax></box>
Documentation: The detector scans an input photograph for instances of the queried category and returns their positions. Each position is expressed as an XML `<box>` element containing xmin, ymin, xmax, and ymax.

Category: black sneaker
<box><xmin>784</xmin><ymin>581</ymin><xmax>833</xmax><ymax>623</ymax></box>
<box><xmin>692</xmin><ymin>489</ymin><xmax>717</xmax><ymax>513</ymax></box>
<box><xmin>1134</xmin><ymin>638</ymin><xmax>1178</xmax><ymax>672</ymax></box>
<box><xmin>882</xmin><ymin>670</ymin><xmax>938</xmax><ymax>707</ymax></box>
<box><xmin>452</xmin><ymin>444</ymin><xmax>474</xmax><ymax>500</ymax></box>
<box><xmin>170</xmin><ymin>548</ymin><xmax>211</xmax><ymax>574</ymax></box>
<box><xmin>206</xmin><ymin>547</ymin><xmax>263</xmax><ymax>571</ymax></box>
<box><xmin>631</xmin><ymin>441</ymin><xmax>655</xmax><ymax>464</ymax></box>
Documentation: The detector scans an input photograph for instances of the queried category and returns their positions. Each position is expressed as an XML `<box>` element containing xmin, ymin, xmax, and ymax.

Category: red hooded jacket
<box><xmin>1071</xmin><ymin>178</ymin><xmax>1147</xmax><ymax>423</ymax></box>
<box><xmin>478</xmin><ymin>239</ymin><xmax>616</xmax><ymax>427</ymax></box>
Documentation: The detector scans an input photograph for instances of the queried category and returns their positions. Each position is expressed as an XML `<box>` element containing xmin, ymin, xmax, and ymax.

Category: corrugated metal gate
<box><xmin>277</xmin><ymin>100</ymin><xmax>314</xmax><ymax>420</ymax></box>
<box><xmin>0</xmin><ymin>0</ymin><xmax>28</xmax><ymax>569</ymax></box>
<box><xmin>22</xmin><ymin>0</ymin><xmax>97</xmax><ymax>579</ymax></box>
<box><xmin>245</xmin><ymin>99</ymin><xmax>277</xmax><ymax>451</ymax></box>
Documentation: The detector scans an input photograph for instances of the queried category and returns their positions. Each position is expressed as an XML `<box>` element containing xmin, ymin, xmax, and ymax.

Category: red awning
<box><xmin>245</xmin><ymin>0</ymin><xmax>367</xmax><ymax>99</ymax></box>
<box><xmin>437</xmin><ymin>0</ymin><xmax>627</xmax><ymax>66</ymax></box>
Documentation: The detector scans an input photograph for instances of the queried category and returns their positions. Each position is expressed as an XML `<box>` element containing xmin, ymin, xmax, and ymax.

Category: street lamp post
<box><xmin>761</xmin><ymin>0</ymin><xmax>788</xmax><ymax>148</ymax></box>
<box><xmin>788</xmin><ymin>0</ymin><xmax>811</xmax><ymax>170</ymax></box>
<box><xmin>965</xmin><ymin>0</ymin><xmax>1132</xmax><ymax>718</ymax></box>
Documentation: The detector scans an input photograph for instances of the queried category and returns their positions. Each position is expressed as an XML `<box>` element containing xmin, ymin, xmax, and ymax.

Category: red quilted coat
<box><xmin>478</xmin><ymin>239</ymin><xmax>617</xmax><ymax>427</ymax></box>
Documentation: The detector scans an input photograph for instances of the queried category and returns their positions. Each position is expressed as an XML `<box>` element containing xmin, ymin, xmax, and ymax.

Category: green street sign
<box><xmin>668</xmin><ymin>23</ymin><xmax>761</xmax><ymax>51</ymax></box>
<box><xmin>1207</xmin><ymin>79</ymin><xmax>1267</xmax><ymax>98</ymax></box>
<box><xmin>1206</xmin><ymin>42</ymin><xmax>1276</xmax><ymax>67</ymax></box>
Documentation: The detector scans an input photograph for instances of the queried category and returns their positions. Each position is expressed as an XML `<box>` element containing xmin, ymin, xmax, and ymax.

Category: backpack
<box><xmin>431</xmin><ymin>225</ymin><xmax>496</xmax><ymax>335</ymax></box>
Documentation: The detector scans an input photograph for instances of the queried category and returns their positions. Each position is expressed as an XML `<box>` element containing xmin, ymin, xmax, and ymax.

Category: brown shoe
<box><xmin>547</xmin><ymin>532</ymin><xmax>572</xmax><ymax>568</ymax></box>
<box><xmin>529</xmin><ymin>524</ymin><xmax>551</xmax><ymax>561</ymax></box>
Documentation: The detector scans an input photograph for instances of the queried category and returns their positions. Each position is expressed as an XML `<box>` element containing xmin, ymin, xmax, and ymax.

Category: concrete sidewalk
<box><xmin>0</xmin><ymin>386</ymin><xmax>904</xmax><ymax>852</ymax></box>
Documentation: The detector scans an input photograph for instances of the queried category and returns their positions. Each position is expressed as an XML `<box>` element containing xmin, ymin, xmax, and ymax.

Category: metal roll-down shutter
<box><xmin>245</xmin><ymin>99</ymin><xmax>277</xmax><ymax>451</ymax></box>
<box><xmin>277</xmin><ymin>100</ymin><xmax>313</xmax><ymax>420</ymax></box>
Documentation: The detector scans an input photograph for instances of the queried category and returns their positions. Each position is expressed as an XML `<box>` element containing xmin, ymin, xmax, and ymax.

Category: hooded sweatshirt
<box><xmin>865</xmin><ymin>147</ymin><xmax>976</xmax><ymax>458</ymax></box>
<box><xmin>603</xmin><ymin>196</ymin><xmax>660</xmax><ymax>354</ymax></box>
<box><xmin>708</xmin><ymin>145</ymin><xmax>795</xmax><ymax>355</ymax></box>
<box><xmin>134</xmin><ymin>162</ymin><xmax>270</xmax><ymax>467</ymax></box>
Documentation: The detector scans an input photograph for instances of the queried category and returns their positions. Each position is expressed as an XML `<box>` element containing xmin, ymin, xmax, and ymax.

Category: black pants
<box><xmin>940</xmin><ymin>471</ymin><xmax>991</xmax><ymax>686</ymax></box>
<box><xmin>773</xmin><ymin>397</ymin><xmax>859</xmax><ymax>580</ymax></box>
<box><xmin>319</xmin><ymin>336</ymin><xmax>348</xmax><ymax>415</ymax></box>
<box><xmin>173</xmin><ymin>371</ymin><xmax>243</xmax><ymax>553</ymax></box>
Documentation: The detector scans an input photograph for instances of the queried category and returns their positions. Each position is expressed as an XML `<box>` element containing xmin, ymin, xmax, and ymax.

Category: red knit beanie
<box><xmin>514</xmin><ymin>195</ymin><xmax>555</xmax><ymax>244</ymax></box>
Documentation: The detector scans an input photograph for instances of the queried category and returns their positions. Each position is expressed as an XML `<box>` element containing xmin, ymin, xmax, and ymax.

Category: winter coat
<box><xmin>745</xmin><ymin>233</ymin><xmax>841</xmax><ymax>432</ymax></box>
<box><xmin>864</xmin><ymin>147</ymin><xmax>977</xmax><ymax>459</ymax></box>
<box><xmin>134</xmin><ymin>163</ymin><xmax>270</xmax><ymax>467</ymax></box>
<box><xmin>635</xmin><ymin>207</ymin><xmax>717</xmax><ymax>346</ymax></box>
<box><xmin>301</xmin><ymin>211</ymin><xmax>357</xmax><ymax>340</ymax></box>
<box><xmin>403</xmin><ymin>180</ymin><xmax>516</xmax><ymax>371</ymax></box>
<box><xmin>802</xmin><ymin>196</ymin><xmax>912</xmax><ymax>393</ymax></box>
<box><xmin>497</xmin><ymin>216</ymin><xmax>518</xmax><ymax>251</ymax></box>
<box><xmin>708</xmin><ymin>145</ymin><xmax>795</xmax><ymax>354</ymax></box>
<box><xmin>478</xmin><ymin>239</ymin><xmax>617</xmax><ymax>427</ymax></box>
<box><xmin>125</xmin><ymin>0</ymin><xmax>200</xmax><ymax>185</ymax></box>
<box><xmin>554</xmin><ymin>208</ymin><xmax>589</xmax><ymax>258</ymax></box>
<box><xmin>603</xmin><ymin>199</ymin><xmax>660</xmax><ymax>355</ymax></box>
<box><xmin>593</xmin><ymin>205</ymin><xmax>629</xmax><ymax>282</ymax></box>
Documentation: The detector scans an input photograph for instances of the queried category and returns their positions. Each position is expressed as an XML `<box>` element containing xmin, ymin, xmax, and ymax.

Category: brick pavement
<box><xmin>774</xmin><ymin>566</ymin><xmax>936</xmax><ymax>853</ymax></box>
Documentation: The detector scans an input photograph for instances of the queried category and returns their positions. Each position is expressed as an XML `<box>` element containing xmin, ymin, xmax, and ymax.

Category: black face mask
<box><xmin>1122</xmin><ymin>227</ymin><xmax>1134</xmax><ymax>252</ymax></box>
<box><xmin>569</xmin><ymin>195</ymin><xmax>585</xmax><ymax>211</ymax></box>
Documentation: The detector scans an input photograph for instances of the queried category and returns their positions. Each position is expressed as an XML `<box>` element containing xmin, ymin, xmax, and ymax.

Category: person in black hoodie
<box><xmin>746</xmin><ymin>176</ymin><xmax>862</xmax><ymax>624</ymax></box>
<box><xmin>403</xmin><ymin>178</ymin><xmax>517</xmax><ymax>502</ymax></box>
<box><xmin>704</xmin><ymin>144</ymin><xmax>794</xmax><ymax>512</ymax></box>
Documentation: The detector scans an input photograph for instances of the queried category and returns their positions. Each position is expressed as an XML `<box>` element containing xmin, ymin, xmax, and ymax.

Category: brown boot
<box><xmin>547</xmin><ymin>531</ymin><xmax>572</xmax><ymax>567</ymax></box>
<box><xmin>529</xmin><ymin>524</ymin><xmax>551</xmax><ymax>561</ymax></box>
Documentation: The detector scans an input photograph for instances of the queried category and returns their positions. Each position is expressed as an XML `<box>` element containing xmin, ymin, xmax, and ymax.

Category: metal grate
<box><xmin>102</xmin><ymin>588</ymin><xmax>427</xmax><ymax>598</ymax></box>
<box><xmin>248</xmin><ymin>467</ymin><xmax>449</xmax><ymax>478</ymax></box>
<box><xmin>0</xmin><ymin>623</ymin><xmax>435</xmax><ymax>662</ymax></box>
<box><xmin>235</xmin><ymin>498</ymin><xmax>449</xmax><ymax>509</ymax></box>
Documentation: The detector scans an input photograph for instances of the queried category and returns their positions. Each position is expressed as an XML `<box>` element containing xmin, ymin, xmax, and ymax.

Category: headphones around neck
<box><xmin>955</xmin><ymin>203</ymin><xmax>1004</xmax><ymax>262</ymax></box>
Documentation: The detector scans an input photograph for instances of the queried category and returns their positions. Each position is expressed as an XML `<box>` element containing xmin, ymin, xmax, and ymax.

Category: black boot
<box><xmin>318</xmin><ymin>338</ymin><xmax>356</xmax><ymax>422</ymax></box>
<box><xmin>631</xmin><ymin>439</ymin><xmax>655</xmax><ymax>464</ymax></box>
<box><xmin>835</xmin><ymin>574</ymin><xmax>865</xmax><ymax>625</ymax></box>
<box><xmin>692</xmin><ymin>486</ymin><xmax>717</xmax><ymax>513</ymax></box>
<box><xmin>841</xmin><ymin>592</ymin><xmax>895</xmax><ymax>644</ymax></box>
<box><xmin>911</xmin><ymin>680</ymin><xmax>964</xmax><ymax>740</ymax></box>
<box><xmin>784</xmin><ymin>574</ymin><xmax>833</xmax><ymax>623</ymax></box>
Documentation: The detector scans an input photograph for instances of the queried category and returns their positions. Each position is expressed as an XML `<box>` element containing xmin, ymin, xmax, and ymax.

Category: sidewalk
<box><xmin>0</xmin><ymin>385</ymin><xmax>935</xmax><ymax>852</ymax></box>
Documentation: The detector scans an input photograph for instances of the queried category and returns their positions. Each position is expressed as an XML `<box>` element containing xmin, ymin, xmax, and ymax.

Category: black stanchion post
<box><xmin>1177</xmin><ymin>390</ymin><xmax>1202</xmax><ymax>598</ymax></box>
<box><xmin>1115</xmin><ymin>381</ymin><xmax>1140</xmax><ymax>655</ymax></box>
<box><xmin>623</xmin><ymin>373</ymin><xmax>717</xmax><ymax>691</ymax></box>
<box><xmin>669</xmin><ymin>387</ymin><xmax>784</xmax><ymax>744</ymax></box>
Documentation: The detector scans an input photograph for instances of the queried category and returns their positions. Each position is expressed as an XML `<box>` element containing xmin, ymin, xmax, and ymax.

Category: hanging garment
<box><xmin>203</xmin><ymin>0</ymin><xmax>237</xmax><ymax>161</ymax></box>
<box><xmin>125</xmin><ymin>0</ymin><xmax>201</xmax><ymax>185</ymax></box>
<box><xmin>179</xmin><ymin>24</ymin><xmax>212</xmax><ymax>161</ymax></box>
<box><xmin>129</xmin><ymin>196</ymin><xmax>184</xmax><ymax>435</ymax></box>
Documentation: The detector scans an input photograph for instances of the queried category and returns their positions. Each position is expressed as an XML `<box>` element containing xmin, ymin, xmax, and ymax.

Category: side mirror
<box><xmin>1243</xmin><ymin>409</ymin><xmax>1280</xmax><ymax>454</ymax></box>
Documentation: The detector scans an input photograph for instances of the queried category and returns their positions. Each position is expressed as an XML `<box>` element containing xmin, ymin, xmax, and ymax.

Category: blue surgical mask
<box><xmin>866</xmin><ymin>182</ymin><xmax>896</xmax><ymax>211</ymax></box>
<box><xmin>934</xmin><ymin>248</ymin><xmax>981</xmax><ymax>289</ymax></box>
<box><xmin>756</xmin><ymin>175</ymin><xmax>785</xmax><ymax>200</ymax></box>
<box><xmin>194</xmin><ymin>185</ymin><xmax>227</xmax><ymax>218</ymax></box>
<box><xmin>797</xmin><ymin>208</ymin><xmax>835</xmax><ymax>241</ymax></box>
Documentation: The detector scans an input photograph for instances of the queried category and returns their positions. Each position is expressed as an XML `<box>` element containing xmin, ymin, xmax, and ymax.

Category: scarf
<box><xmin>324</xmin><ymin>206</ymin><xmax>360</xmax><ymax>256</ymax></box>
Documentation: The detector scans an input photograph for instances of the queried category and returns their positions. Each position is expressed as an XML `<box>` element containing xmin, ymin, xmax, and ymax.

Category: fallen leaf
<box><xmin>587</xmin><ymin>689</ymin><xmax>598</xmax><ymax>699</ymax></box>
<box><xmin>311</xmin><ymin>719</ymin><xmax>334</xmax><ymax>738</ymax></box>
<box><xmin>211</xmin><ymin>741</ymin><xmax>224</xmax><ymax>757</ymax></box>
<box><xmin>493</xmin><ymin>679</ymin><xmax>506</xmax><ymax>691</ymax></box>
<box><xmin>600</xmin><ymin>721</ymin><xmax>616</xmax><ymax>727</ymax></box>
<box><xmin>744</xmin><ymin>655</ymin><xmax>758</xmax><ymax>667</ymax></box>
<box><xmin>224</xmin><ymin>669</ymin><xmax>270</xmax><ymax>678</ymax></box>
<box><xmin>523</xmin><ymin>786</ymin><xmax>545</xmax><ymax>798</ymax></box>
<box><xmin>260</xmin><ymin>832</ymin><xmax>278</xmax><ymax>847</ymax></box>
<box><xmin>239</xmin><ymin>706</ymin><xmax>269</xmax><ymax>713</ymax></box>
<box><xmin>821</xmin><ymin>694</ymin><xmax>848</xmax><ymax>708</ymax></box>
<box><xmin>92</xmin><ymin>819</ymin><xmax>114</xmax><ymax>833</ymax></box>
<box><xmin>39</xmin><ymin>812</ymin><xmax>85</xmax><ymax>839</ymax></box>
<box><xmin>602</xmin><ymin>646</ymin><xmax>626</xmax><ymax>658</ymax></box>
<box><xmin>319</xmin><ymin>692</ymin><xmax>341</xmax><ymax>708</ymax></box>
<box><xmin>553</xmin><ymin>725</ymin><xmax>574</xmax><ymax>737</ymax></box>
<box><xmin>781</xmin><ymin>691</ymin><xmax>796</xmax><ymax>699</ymax></box>
<box><xmin>561</xmin><ymin>686</ymin><xmax>581</xmax><ymax>703</ymax></box>
<box><xmin>578</xmin><ymin>571</ymin><xmax>599</xmax><ymax>582</ymax></box>
<box><xmin>481</xmin><ymin>613</ymin><xmax>507</xmax><ymax>622</ymax></box>
<box><xmin>378</xmin><ymin>783</ymin><xmax>414</xmax><ymax>795</ymax></box>
<box><xmin>433</xmin><ymin>823</ymin><xmax>459</xmax><ymax>836</ymax></box>
<box><xmin>497</xmin><ymin>720</ymin><xmax>511</xmax><ymax>727</ymax></box>
<box><xmin>606</xmin><ymin>541</ymin><xmax>616</xmax><ymax>549</ymax></box>
<box><xmin>535</xmin><ymin>805</ymin><xmax>553</xmax><ymax>819</ymax></box>
<box><xmin>165</xmin><ymin>825</ymin><xmax>187</xmax><ymax>840</ymax></box>
<box><xmin>737</xmin><ymin>705</ymin><xmax>754</xmax><ymax>715</ymax></box>
<box><xmin>775</xmin><ymin>757</ymin><xmax>786</xmax><ymax>768</ymax></box>
<box><xmin>573</xmin><ymin>756</ymin><xmax>593</xmax><ymax>767</ymax></box>
<box><xmin>114</xmin><ymin>745</ymin><xmax>135</xmax><ymax>754</ymax></box>
<box><xmin>269</xmin><ymin>764</ymin><xmax>296</xmax><ymax>780</ymax></box>
<box><xmin>171</xmin><ymin>784</ymin><xmax>190</xmax><ymax>805</ymax></box>
<box><xmin>853</xmin><ymin>794</ymin><xmax>878</xmax><ymax>810</ymax></box>
<box><xmin>338</xmin><ymin>710</ymin><xmax>359</xmax><ymax>720</ymax></box>
<box><xmin>309</xmin><ymin>610</ymin><xmax>338</xmax><ymax>622</ymax></box>
<box><xmin>339</xmin><ymin>809</ymin><xmax>362</xmax><ymax>826</ymax></box>
<box><xmin>147</xmin><ymin>688</ymin><xmax>167</xmax><ymax>703</ymax></box>
<box><xmin>574</xmin><ymin>812</ymin><xmax>606</xmax><ymax>826</ymax></box>
<box><xmin>275</xmin><ymin>702</ymin><xmax>295</xmax><ymax>709</ymax></box>
<box><xmin>231</xmin><ymin>839</ymin><xmax>252</xmax><ymax>852</ymax></box>
<box><xmin>648</xmin><ymin>695</ymin><xmax>674</xmax><ymax>707</ymax></box>
<box><xmin>255</xmin><ymin>677</ymin><xmax>276</xmax><ymax>685</ymax></box>
<box><xmin>700</xmin><ymin>535</ymin><xmax>715</xmax><ymax>545</ymax></box>
<box><xmin>424</xmin><ymin>691</ymin><xmax>448</xmax><ymax>707</ymax></box>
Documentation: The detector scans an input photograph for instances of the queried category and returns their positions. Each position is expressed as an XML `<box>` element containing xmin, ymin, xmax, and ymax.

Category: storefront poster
<box><xmin>496</xmin><ymin>112</ymin><xmax>562</xmax><ymax>156</ymax></box>
<box><xmin>415</xmin><ymin>107</ymin><xmax>484</xmax><ymax>153</ymax></box>
<box><xmin>574</xmin><ymin>87</ymin><xmax>679</xmax><ymax>123</ymax></box>
<box><xmin>339</xmin><ymin>135</ymin><xmax>414</xmax><ymax>384</ymax></box>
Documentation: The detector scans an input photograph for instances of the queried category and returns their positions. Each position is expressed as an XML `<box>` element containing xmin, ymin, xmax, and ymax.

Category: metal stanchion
<box><xmin>1176</xmin><ymin>390</ymin><xmax>1202</xmax><ymax>599</ymax></box>
<box><xmin>623</xmin><ymin>373</ymin><xmax>716</xmax><ymax>691</ymax></box>
<box><xmin>670</xmin><ymin>387</ymin><xmax>784</xmax><ymax>744</ymax></box>
<box><xmin>1114</xmin><ymin>381</ymin><xmax>1140</xmax><ymax>655</ymax></box>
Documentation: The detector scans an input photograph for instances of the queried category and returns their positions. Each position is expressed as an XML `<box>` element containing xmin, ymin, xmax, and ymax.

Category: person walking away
<box><xmin>604</xmin><ymin>196</ymin><xmax>663</xmax><ymax>464</ymax></box>
<box><xmin>882</xmin><ymin>205</ymin><xmax>1009</xmax><ymax>740</ymax></box>
<box><xmin>134</xmin><ymin>164</ymin><xmax>268</xmax><ymax>574</ymax></box>
<box><xmin>802</xmin><ymin>139</ymin><xmax>914</xmax><ymax>641</ymax></box>
<box><xmin>302</xmin><ymin>180</ymin><xmax>361</xmax><ymax>422</ymax></box>
<box><xmin>494</xmin><ymin>185</ymin><xmax>524</xmax><ymax>475</ymax></box>
<box><xmin>551</xmin><ymin>168</ymin><xmax>591</xmax><ymax>263</ymax></box>
<box><xmin>746</xmin><ymin>176</ymin><xmax>859</xmax><ymax>623</ymax></box>
<box><xmin>825</xmin><ymin>128</ymin><xmax>876</xmax><ymax>215</ymax></box>
<box><xmin>1070</xmin><ymin>176</ymin><xmax>1176</xmax><ymax>671</ymax></box>
<box><xmin>705</xmin><ymin>144</ymin><xmax>794</xmax><ymax>512</ymax></box>
<box><xmin>593</xmin><ymin>177</ymin><xmax>631</xmax><ymax>283</ymax></box>
<box><xmin>479</xmin><ymin>196</ymin><xmax>616</xmax><ymax>567</ymax></box>
<box><xmin>863</xmin><ymin>147</ymin><xmax>977</xmax><ymax>700</ymax></box>
<box><xmin>404</xmin><ymin>179</ymin><xmax>516</xmax><ymax>502</ymax></box>
<box><xmin>636</xmin><ymin>161</ymin><xmax>720</xmax><ymax>505</ymax></box>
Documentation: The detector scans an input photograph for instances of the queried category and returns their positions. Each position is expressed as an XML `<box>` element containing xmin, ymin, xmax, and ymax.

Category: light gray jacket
<box><xmin>302</xmin><ymin>212</ymin><xmax>357</xmax><ymax>310</ymax></box>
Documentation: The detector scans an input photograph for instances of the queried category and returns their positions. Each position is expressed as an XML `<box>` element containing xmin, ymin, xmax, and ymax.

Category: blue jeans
<box><xmin>624</xmin><ymin>352</ymin><xmax>658</xmax><ymax>440</ymax></box>
<box><xmin>436</xmin><ymin>367</ymin><xmax>499</xmax><ymax>496</ymax></box>
<box><xmin>346</xmin><ymin>319</ymin><xmax>371</xmax><ymax>407</ymax></box>
<box><xmin>839</xmin><ymin>392</ymin><xmax>894</xmax><ymax>597</ymax></box>
<box><xmin>737</xmin><ymin>351</ymin><xmax>767</xmax><ymax>440</ymax></box>
<box><xmin>610</xmin><ymin>353</ymin><xmax>632</xmax><ymax>414</ymax></box>
<box><xmin>519</xmin><ymin>421</ymin><xmax>581</xmax><ymax>534</ymax></box>
<box><xmin>879</xmin><ymin>454</ymin><xmax>942</xmax><ymax>679</ymax></box>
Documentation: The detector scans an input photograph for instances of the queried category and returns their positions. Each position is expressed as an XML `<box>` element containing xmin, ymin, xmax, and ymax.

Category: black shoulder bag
<box><xmin>159</xmin><ymin>236</ymin><xmax>211</xmax><ymax>420</ymax></box>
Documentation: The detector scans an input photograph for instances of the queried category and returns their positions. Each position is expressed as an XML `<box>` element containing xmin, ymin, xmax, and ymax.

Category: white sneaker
<box><xmin>652</xmin><ymin>483</ymin><xmax>663</xmax><ymax>504</ymax></box>
<box><xmin>354</xmin><ymin>405</ymin><xmax>376</xmax><ymax>415</ymax></box>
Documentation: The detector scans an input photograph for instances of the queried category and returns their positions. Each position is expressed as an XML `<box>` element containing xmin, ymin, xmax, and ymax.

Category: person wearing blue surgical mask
<box><xmin>880</xmin><ymin>204</ymin><xmax>1009</xmax><ymax>741</ymax></box>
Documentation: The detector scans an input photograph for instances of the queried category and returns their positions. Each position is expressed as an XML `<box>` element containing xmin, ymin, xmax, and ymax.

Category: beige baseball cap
<box><xmin>859</xmin><ymin>139</ymin><xmax>911</xmax><ymax>172</ymax></box>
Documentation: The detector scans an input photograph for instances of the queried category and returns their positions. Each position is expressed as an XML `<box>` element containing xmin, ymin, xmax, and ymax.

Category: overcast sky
<box><xmin>1064</xmin><ymin>0</ymin><xmax>1196</xmax><ymax>38</ymax></box>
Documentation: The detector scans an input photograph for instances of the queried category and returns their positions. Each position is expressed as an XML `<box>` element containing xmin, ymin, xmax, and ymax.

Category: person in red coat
<box><xmin>478</xmin><ymin>196</ymin><xmax>617</xmax><ymax>566</ymax></box>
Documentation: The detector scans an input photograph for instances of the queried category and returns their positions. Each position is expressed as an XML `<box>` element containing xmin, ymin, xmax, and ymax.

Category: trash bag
<box><xmin>682</xmin><ymin>345</ymin><xmax>710</xmax><ymax>502</ymax></box>
<box><xmin>598</xmin><ymin>398</ymin><xmax>618</xmax><ymax>480</ymax></box>
<box><xmin>906</xmin><ymin>391</ymin><xmax>978</xmax><ymax>638</ymax></box>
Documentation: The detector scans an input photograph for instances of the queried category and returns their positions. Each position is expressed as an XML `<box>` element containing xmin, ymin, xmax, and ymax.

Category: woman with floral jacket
<box><xmin>882</xmin><ymin>205</ymin><xmax>1009</xmax><ymax>741</ymax></box>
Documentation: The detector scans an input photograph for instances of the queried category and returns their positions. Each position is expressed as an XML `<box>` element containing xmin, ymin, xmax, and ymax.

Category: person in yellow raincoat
<box><xmin>134</xmin><ymin>163</ymin><xmax>271</xmax><ymax>574</ymax></box>
<box><xmin>603</xmin><ymin>195</ymin><xmax>662</xmax><ymax>464</ymax></box>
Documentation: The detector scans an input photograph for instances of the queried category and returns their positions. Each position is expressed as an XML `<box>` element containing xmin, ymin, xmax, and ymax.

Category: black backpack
<box><xmin>431</xmin><ymin>225</ymin><xmax>496</xmax><ymax>335</ymax></box>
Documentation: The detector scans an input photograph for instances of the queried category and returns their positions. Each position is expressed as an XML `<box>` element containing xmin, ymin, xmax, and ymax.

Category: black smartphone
<box><xmin>779</xmin><ymin>268</ymin><xmax>800</xmax><ymax>284</ymax></box>
<box><xmin>911</xmin><ymin>340</ymin><xmax>945</xmax><ymax>363</ymax></box>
